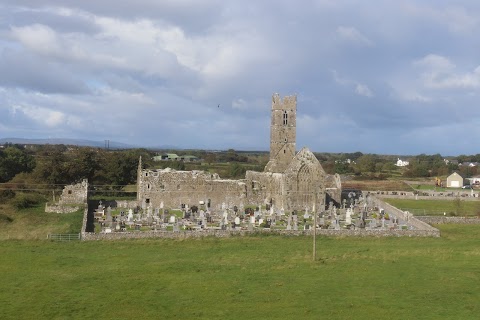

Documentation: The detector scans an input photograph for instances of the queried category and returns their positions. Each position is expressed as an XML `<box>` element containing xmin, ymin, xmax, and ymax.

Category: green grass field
<box><xmin>0</xmin><ymin>203</ymin><xmax>84</xmax><ymax>240</ymax></box>
<box><xmin>1</xmin><ymin>225</ymin><xmax>480</xmax><ymax>319</ymax></box>
<box><xmin>384</xmin><ymin>198</ymin><xmax>480</xmax><ymax>216</ymax></box>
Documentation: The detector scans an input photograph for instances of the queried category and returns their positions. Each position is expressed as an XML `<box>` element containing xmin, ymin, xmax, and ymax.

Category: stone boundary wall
<box><xmin>116</xmin><ymin>200</ymin><xmax>139</xmax><ymax>208</ymax></box>
<box><xmin>372</xmin><ymin>196</ymin><xmax>439</xmax><ymax>233</ymax></box>
<box><xmin>45</xmin><ymin>204</ymin><xmax>80</xmax><ymax>214</ymax></box>
<box><xmin>82</xmin><ymin>228</ymin><xmax>439</xmax><ymax>241</ymax></box>
<box><xmin>81</xmin><ymin>206</ymin><xmax>89</xmax><ymax>239</ymax></box>
<box><xmin>372</xmin><ymin>190</ymin><xmax>479</xmax><ymax>201</ymax></box>
<box><xmin>416</xmin><ymin>216</ymin><xmax>480</xmax><ymax>225</ymax></box>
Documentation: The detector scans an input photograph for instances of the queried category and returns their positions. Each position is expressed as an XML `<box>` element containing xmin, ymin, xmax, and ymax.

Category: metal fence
<box><xmin>47</xmin><ymin>233</ymin><xmax>81</xmax><ymax>241</ymax></box>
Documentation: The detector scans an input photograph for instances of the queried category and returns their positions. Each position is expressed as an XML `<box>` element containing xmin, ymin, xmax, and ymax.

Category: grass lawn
<box><xmin>0</xmin><ymin>203</ymin><xmax>84</xmax><ymax>240</ymax></box>
<box><xmin>384</xmin><ymin>198</ymin><xmax>480</xmax><ymax>216</ymax></box>
<box><xmin>1</xmin><ymin>225</ymin><xmax>480</xmax><ymax>319</ymax></box>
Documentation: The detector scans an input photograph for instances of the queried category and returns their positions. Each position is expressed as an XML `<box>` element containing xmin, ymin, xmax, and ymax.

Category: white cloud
<box><xmin>332</xmin><ymin>70</ymin><xmax>373</xmax><ymax>97</ymax></box>
<box><xmin>414</xmin><ymin>54</ymin><xmax>455</xmax><ymax>72</ymax></box>
<box><xmin>336</xmin><ymin>26</ymin><xmax>373</xmax><ymax>46</ymax></box>
<box><xmin>12</xmin><ymin>104</ymin><xmax>66</xmax><ymax>127</ymax></box>
<box><xmin>414</xmin><ymin>54</ymin><xmax>480</xmax><ymax>89</ymax></box>
<box><xmin>355</xmin><ymin>84</ymin><xmax>373</xmax><ymax>97</ymax></box>
<box><xmin>11</xmin><ymin>24</ymin><xmax>62</xmax><ymax>56</ymax></box>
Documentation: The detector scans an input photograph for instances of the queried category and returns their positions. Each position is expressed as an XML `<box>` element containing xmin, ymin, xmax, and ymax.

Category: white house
<box><xmin>446</xmin><ymin>172</ymin><xmax>464</xmax><ymax>188</ymax></box>
<box><xmin>395</xmin><ymin>158</ymin><xmax>409</xmax><ymax>167</ymax></box>
<box><xmin>467</xmin><ymin>175</ymin><xmax>480</xmax><ymax>185</ymax></box>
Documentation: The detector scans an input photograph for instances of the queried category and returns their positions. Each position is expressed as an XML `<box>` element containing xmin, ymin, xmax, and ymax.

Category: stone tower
<box><xmin>264</xmin><ymin>93</ymin><xmax>297</xmax><ymax>173</ymax></box>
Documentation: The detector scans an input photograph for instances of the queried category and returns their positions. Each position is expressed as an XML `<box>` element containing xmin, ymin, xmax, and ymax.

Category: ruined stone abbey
<box><xmin>136</xmin><ymin>94</ymin><xmax>341</xmax><ymax>213</ymax></box>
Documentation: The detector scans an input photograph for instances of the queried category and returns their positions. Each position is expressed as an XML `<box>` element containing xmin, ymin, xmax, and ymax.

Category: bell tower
<box><xmin>264</xmin><ymin>93</ymin><xmax>296</xmax><ymax>173</ymax></box>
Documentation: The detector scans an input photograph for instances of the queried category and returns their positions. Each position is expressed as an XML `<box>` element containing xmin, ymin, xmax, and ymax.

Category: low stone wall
<box><xmin>116</xmin><ymin>200</ymin><xmax>139</xmax><ymax>208</ymax></box>
<box><xmin>371</xmin><ymin>196</ymin><xmax>439</xmax><ymax>232</ymax></box>
<box><xmin>82</xmin><ymin>228</ymin><xmax>439</xmax><ymax>241</ymax></box>
<box><xmin>417</xmin><ymin>216</ymin><xmax>480</xmax><ymax>225</ymax></box>
<box><xmin>81</xmin><ymin>207</ymin><xmax>89</xmax><ymax>238</ymax></box>
<box><xmin>45</xmin><ymin>204</ymin><xmax>80</xmax><ymax>214</ymax></box>
<box><xmin>372</xmin><ymin>190</ymin><xmax>479</xmax><ymax>201</ymax></box>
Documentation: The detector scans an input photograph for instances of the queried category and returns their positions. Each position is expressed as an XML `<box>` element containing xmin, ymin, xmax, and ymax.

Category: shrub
<box><xmin>10</xmin><ymin>193</ymin><xmax>45</xmax><ymax>210</ymax></box>
<box><xmin>0</xmin><ymin>189</ymin><xmax>15</xmax><ymax>202</ymax></box>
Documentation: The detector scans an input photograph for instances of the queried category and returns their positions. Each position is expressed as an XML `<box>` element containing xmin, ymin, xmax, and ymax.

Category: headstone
<box><xmin>234</xmin><ymin>217</ymin><xmax>240</xmax><ymax>226</ymax></box>
<box><xmin>169</xmin><ymin>215</ymin><xmax>176</xmax><ymax>224</ymax></box>
<box><xmin>346</xmin><ymin>214</ymin><xmax>352</xmax><ymax>225</ymax></box>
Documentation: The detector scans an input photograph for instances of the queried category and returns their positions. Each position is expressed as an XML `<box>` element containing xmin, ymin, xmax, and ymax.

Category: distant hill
<box><xmin>0</xmin><ymin>138</ymin><xmax>137</xmax><ymax>149</ymax></box>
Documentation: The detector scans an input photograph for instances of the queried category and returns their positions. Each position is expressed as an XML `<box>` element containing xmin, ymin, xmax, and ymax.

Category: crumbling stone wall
<box><xmin>45</xmin><ymin>179</ymin><xmax>88</xmax><ymax>213</ymax></box>
<box><xmin>245</xmin><ymin>170</ymin><xmax>284</xmax><ymax>208</ymax></box>
<box><xmin>59</xmin><ymin>179</ymin><xmax>88</xmax><ymax>205</ymax></box>
<box><xmin>137</xmin><ymin>168</ymin><xmax>246</xmax><ymax>210</ymax></box>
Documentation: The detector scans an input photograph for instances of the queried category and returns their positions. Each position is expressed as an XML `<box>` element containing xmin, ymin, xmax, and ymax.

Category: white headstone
<box><xmin>346</xmin><ymin>215</ymin><xmax>352</xmax><ymax>225</ymax></box>
<box><xmin>169</xmin><ymin>215</ymin><xmax>176</xmax><ymax>223</ymax></box>
<box><xmin>234</xmin><ymin>217</ymin><xmax>240</xmax><ymax>225</ymax></box>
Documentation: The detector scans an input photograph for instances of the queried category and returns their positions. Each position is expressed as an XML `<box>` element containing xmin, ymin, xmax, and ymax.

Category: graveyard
<box><xmin>88</xmin><ymin>191</ymin><xmax>433</xmax><ymax>239</ymax></box>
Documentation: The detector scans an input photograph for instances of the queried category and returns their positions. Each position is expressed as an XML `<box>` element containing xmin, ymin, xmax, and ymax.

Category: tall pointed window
<box><xmin>283</xmin><ymin>111</ymin><xmax>288</xmax><ymax>125</ymax></box>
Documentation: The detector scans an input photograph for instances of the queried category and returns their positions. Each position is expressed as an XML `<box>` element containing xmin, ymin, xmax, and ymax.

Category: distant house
<box><xmin>395</xmin><ymin>158</ymin><xmax>409</xmax><ymax>167</ymax></box>
<box><xmin>156</xmin><ymin>153</ymin><xmax>179</xmax><ymax>161</ymax></box>
<box><xmin>335</xmin><ymin>158</ymin><xmax>355</xmax><ymax>164</ymax></box>
<box><xmin>467</xmin><ymin>175</ymin><xmax>480</xmax><ymax>185</ymax></box>
<box><xmin>179</xmin><ymin>155</ymin><xmax>199</xmax><ymax>162</ymax></box>
<box><xmin>444</xmin><ymin>159</ymin><xmax>459</xmax><ymax>166</ymax></box>
<box><xmin>459</xmin><ymin>162</ymin><xmax>479</xmax><ymax>167</ymax></box>
<box><xmin>446</xmin><ymin>172</ymin><xmax>464</xmax><ymax>188</ymax></box>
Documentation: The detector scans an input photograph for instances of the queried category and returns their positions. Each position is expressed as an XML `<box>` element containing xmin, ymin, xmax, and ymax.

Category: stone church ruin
<box><xmin>136</xmin><ymin>94</ymin><xmax>341</xmax><ymax>213</ymax></box>
<box><xmin>77</xmin><ymin>93</ymin><xmax>439</xmax><ymax>239</ymax></box>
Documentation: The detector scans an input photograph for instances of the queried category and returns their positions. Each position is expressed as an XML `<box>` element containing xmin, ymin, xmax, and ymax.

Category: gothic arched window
<box><xmin>283</xmin><ymin>111</ymin><xmax>288</xmax><ymax>125</ymax></box>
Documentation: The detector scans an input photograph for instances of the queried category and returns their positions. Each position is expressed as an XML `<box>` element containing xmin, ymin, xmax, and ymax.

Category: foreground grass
<box><xmin>1</xmin><ymin>225</ymin><xmax>480</xmax><ymax>319</ymax></box>
<box><xmin>385</xmin><ymin>198</ymin><xmax>480</xmax><ymax>216</ymax></box>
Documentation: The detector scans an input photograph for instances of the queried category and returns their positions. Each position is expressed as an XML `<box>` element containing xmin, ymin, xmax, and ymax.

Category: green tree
<box><xmin>356</xmin><ymin>154</ymin><xmax>377</xmax><ymax>173</ymax></box>
<box><xmin>228</xmin><ymin>162</ymin><xmax>246</xmax><ymax>179</ymax></box>
<box><xmin>0</xmin><ymin>146</ymin><xmax>36</xmax><ymax>182</ymax></box>
<box><xmin>204</xmin><ymin>153</ymin><xmax>217</xmax><ymax>165</ymax></box>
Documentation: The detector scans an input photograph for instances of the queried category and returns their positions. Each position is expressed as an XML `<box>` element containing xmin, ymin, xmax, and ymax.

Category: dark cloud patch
<box><xmin>0</xmin><ymin>49</ymin><xmax>90</xmax><ymax>94</ymax></box>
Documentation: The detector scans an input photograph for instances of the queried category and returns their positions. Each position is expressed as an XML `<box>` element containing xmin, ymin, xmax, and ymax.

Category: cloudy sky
<box><xmin>1</xmin><ymin>1</ymin><xmax>480</xmax><ymax>155</ymax></box>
